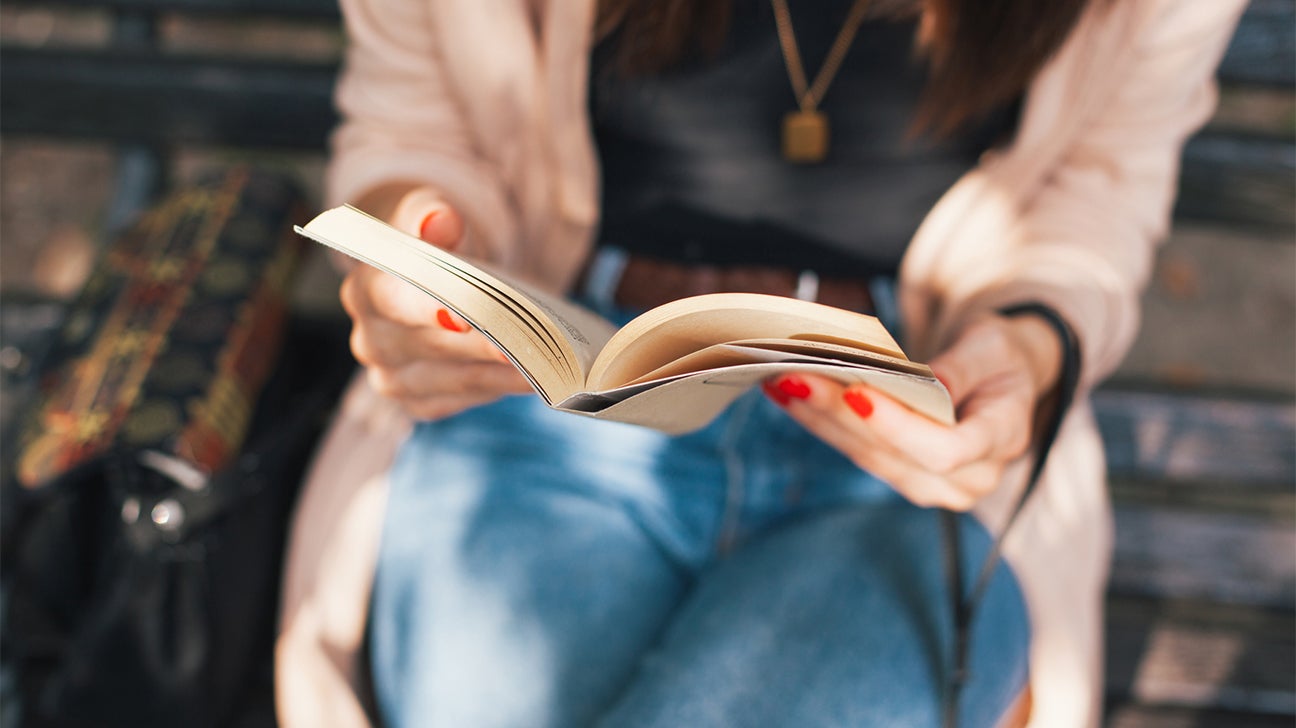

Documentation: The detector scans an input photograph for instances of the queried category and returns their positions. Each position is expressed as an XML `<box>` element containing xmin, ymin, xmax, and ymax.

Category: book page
<box><xmin>563</xmin><ymin>360</ymin><xmax>953</xmax><ymax>434</ymax></box>
<box><xmin>471</xmin><ymin>264</ymin><xmax>618</xmax><ymax>381</ymax></box>
<box><xmin>586</xmin><ymin>293</ymin><xmax>904</xmax><ymax>391</ymax></box>
<box><xmin>619</xmin><ymin>338</ymin><xmax>933</xmax><ymax>387</ymax></box>
<box><xmin>298</xmin><ymin>206</ymin><xmax>615</xmax><ymax>401</ymax></box>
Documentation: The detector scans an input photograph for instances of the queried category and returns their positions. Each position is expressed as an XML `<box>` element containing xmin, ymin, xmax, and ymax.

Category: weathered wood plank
<box><xmin>1118</xmin><ymin>223</ymin><xmax>1296</xmax><ymax>395</ymax></box>
<box><xmin>10</xmin><ymin>0</ymin><xmax>1291</xmax><ymax>61</ymax></box>
<box><xmin>1110</xmin><ymin>504</ymin><xmax>1296</xmax><ymax>608</ymax></box>
<box><xmin>0</xmin><ymin>47</ymin><xmax>339</xmax><ymax>150</ymax></box>
<box><xmin>1177</xmin><ymin>132</ymin><xmax>1296</xmax><ymax>230</ymax></box>
<box><xmin>1094</xmin><ymin>387</ymin><xmax>1295</xmax><ymax>487</ymax></box>
<box><xmin>1217</xmin><ymin>0</ymin><xmax>1296</xmax><ymax>88</ymax></box>
<box><xmin>1106</xmin><ymin>596</ymin><xmax>1296</xmax><ymax>716</ymax></box>
<box><xmin>1111</xmin><ymin>478</ymin><xmax>1294</xmax><ymax>521</ymax></box>
<box><xmin>2</xmin><ymin>0</ymin><xmax>339</xmax><ymax>18</ymax></box>
<box><xmin>1212</xmin><ymin>86</ymin><xmax>1296</xmax><ymax>138</ymax></box>
<box><xmin>1105</xmin><ymin>704</ymin><xmax>1296</xmax><ymax>728</ymax></box>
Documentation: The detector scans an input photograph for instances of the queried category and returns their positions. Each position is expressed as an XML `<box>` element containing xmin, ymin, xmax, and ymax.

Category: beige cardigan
<box><xmin>276</xmin><ymin>2</ymin><xmax>1245</xmax><ymax>726</ymax></box>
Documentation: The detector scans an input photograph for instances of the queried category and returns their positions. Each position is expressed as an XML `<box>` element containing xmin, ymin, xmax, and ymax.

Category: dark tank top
<box><xmin>590</xmin><ymin>0</ymin><xmax>1019</xmax><ymax>277</ymax></box>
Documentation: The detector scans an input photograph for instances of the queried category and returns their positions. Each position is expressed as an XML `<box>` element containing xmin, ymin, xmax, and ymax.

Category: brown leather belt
<box><xmin>587</xmin><ymin>252</ymin><xmax>876</xmax><ymax>314</ymax></box>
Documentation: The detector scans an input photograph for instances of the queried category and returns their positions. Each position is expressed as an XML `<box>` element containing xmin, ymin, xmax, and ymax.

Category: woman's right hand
<box><xmin>338</xmin><ymin>197</ymin><xmax>532</xmax><ymax>420</ymax></box>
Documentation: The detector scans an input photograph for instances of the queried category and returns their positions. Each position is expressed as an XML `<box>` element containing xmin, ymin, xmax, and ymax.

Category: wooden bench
<box><xmin>1094</xmin><ymin>4</ymin><xmax>1296</xmax><ymax>725</ymax></box>
<box><xmin>0</xmin><ymin>0</ymin><xmax>341</xmax><ymax>237</ymax></box>
<box><xmin>1</xmin><ymin>1</ymin><xmax>1292</xmax><ymax>726</ymax></box>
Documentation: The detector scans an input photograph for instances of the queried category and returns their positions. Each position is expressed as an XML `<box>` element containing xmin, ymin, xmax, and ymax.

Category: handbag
<box><xmin>2</xmin><ymin>167</ymin><xmax>353</xmax><ymax>727</ymax></box>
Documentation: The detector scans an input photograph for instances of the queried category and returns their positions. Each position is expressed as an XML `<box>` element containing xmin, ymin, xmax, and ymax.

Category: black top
<box><xmin>590</xmin><ymin>0</ymin><xmax>1019</xmax><ymax>277</ymax></box>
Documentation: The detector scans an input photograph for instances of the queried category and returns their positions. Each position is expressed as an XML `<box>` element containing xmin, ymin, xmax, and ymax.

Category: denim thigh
<box><xmin>369</xmin><ymin>395</ymin><xmax>724</xmax><ymax>728</ymax></box>
<box><xmin>596</xmin><ymin>504</ymin><xmax>1030</xmax><ymax>728</ymax></box>
<box><xmin>371</xmin><ymin>391</ymin><xmax>1029</xmax><ymax>728</ymax></box>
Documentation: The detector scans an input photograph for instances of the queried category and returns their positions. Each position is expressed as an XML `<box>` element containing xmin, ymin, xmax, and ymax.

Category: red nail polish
<box><xmin>844</xmin><ymin>389</ymin><xmax>874</xmax><ymax>419</ymax></box>
<box><xmin>418</xmin><ymin>211</ymin><xmax>439</xmax><ymax>242</ymax></box>
<box><xmin>436</xmin><ymin>308</ymin><xmax>468</xmax><ymax>332</ymax></box>
<box><xmin>762</xmin><ymin>380</ymin><xmax>791</xmax><ymax>406</ymax></box>
<box><xmin>776</xmin><ymin>375</ymin><xmax>811</xmax><ymax>400</ymax></box>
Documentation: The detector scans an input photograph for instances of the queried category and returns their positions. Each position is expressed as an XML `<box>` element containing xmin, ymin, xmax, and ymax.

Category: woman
<box><xmin>275</xmin><ymin>1</ymin><xmax>1244</xmax><ymax>726</ymax></box>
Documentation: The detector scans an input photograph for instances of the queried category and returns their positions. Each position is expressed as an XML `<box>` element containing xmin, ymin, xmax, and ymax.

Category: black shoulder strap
<box><xmin>941</xmin><ymin>303</ymin><xmax>1083</xmax><ymax>728</ymax></box>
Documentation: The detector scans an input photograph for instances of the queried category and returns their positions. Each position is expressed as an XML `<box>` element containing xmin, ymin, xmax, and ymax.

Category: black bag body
<box><xmin>2</xmin><ymin>168</ymin><xmax>353</xmax><ymax>727</ymax></box>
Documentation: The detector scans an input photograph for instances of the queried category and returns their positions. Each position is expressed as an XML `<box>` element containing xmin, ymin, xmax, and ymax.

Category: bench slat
<box><xmin>2</xmin><ymin>0</ymin><xmax>339</xmax><ymax>19</ymax></box>
<box><xmin>1217</xmin><ymin>0</ymin><xmax>1296</xmax><ymax>88</ymax></box>
<box><xmin>1177</xmin><ymin>132</ymin><xmax>1296</xmax><ymax>230</ymax></box>
<box><xmin>1106</xmin><ymin>596</ymin><xmax>1296</xmax><ymax>717</ymax></box>
<box><xmin>7</xmin><ymin>0</ymin><xmax>1291</xmax><ymax>86</ymax></box>
<box><xmin>14</xmin><ymin>0</ymin><xmax>1292</xmax><ymax>77</ymax></box>
<box><xmin>1106</xmin><ymin>704</ymin><xmax>1296</xmax><ymax>728</ymax></box>
<box><xmin>1110</xmin><ymin>503</ymin><xmax>1295</xmax><ymax>608</ymax></box>
<box><xmin>5</xmin><ymin>73</ymin><xmax>1290</xmax><ymax>226</ymax></box>
<box><xmin>0</xmin><ymin>47</ymin><xmax>338</xmax><ymax>149</ymax></box>
<box><xmin>1094</xmin><ymin>387</ymin><xmax>1296</xmax><ymax>487</ymax></box>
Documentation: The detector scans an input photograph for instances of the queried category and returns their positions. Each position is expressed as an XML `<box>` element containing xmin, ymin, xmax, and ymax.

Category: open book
<box><xmin>297</xmin><ymin>206</ymin><xmax>953</xmax><ymax>434</ymax></box>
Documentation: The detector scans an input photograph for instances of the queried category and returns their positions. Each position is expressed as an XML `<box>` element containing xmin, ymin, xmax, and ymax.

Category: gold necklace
<box><xmin>771</xmin><ymin>0</ymin><xmax>872</xmax><ymax>163</ymax></box>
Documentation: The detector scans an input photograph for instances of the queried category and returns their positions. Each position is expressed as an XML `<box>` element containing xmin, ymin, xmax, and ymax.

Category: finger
<box><xmin>886</xmin><ymin>466</ymin><xmax>980</xmax><ymax>511</ymax></box>
<box><xmin>828</xmin><ymin>382</ymin><xmax>994</xmax><ymax>476</ymax></box>
<box><xmin>400</xmin><ymin>392</ymin><xmax>514</xmax><ymax>422</ymax></box>
<box><xmin>946</xmin><ymin>458</ymin><xmax>1007</xmax><ymax>505</ymax></box>
<box><xmin>365</xmin><ymin>358</ymin><xmax>532</xmax><ymax>403</ymax></box>
<box><xmin>435</xmin><ymin>307</ymin><xmax>472</xmax><ymax>334</ymax></box>
<box><xmin>776</xmin><ymin>372</ymin><xmax>997</xmax><ymax>476</ymax></box>
<box><xmin>766</xmin><ymin>375</ymin><xmax>892</xmax><ymax>462</ymax></box>
<box><xmin>343</xmin><ymin>267</ymin><xmax>483</xmax><ymax>343</ymax></box>
<box><xmin>950</xmin><ymin>384</ymin><xmax>1035</xmax><ymax>465</ymax></box>
<box><xmin>779</xmin><ymin>380</ymin><xmax>885</xmax><ymax>467</ymax></box>
<box><xmin>341</xmin><ymin>266</ymin><xmax>443</xmax><ymax>328</ymax></box>
<box><xmin>845</xmin><ymin>443</ymin><xmax>969</xmax><ymax>509</ymax></box>
<box><xmin>384</xmin><ymin>187</ymin><xmax>467</xmax><ymax>248</ymax></box>
<box><xmin>416</xmin><ymin>204</ymin><xmax>465</xmax><ymax>250</ymax></box>
<box><xmin>772</xmin><ymin>377</ymin><xmax>926</xmax><ymax>493</ymax></box>
<box><xmin>773</xmin><ymin>374</ymin><xmax>1017</xmax><ymax>510</ymax></box>
<box><xmin>928</xmin><ymin>318</ymin><xmax>1015</xmax><ymax>406</ymax></box>
<box><xmin>787</xmin><ymin>400</ymin><xmax>979</xmax><ymax>510</ymax></box>
<box><xmin>414</xmin><ymin>205</ymin><xmax>473</xmax><ymax>333</ymax></box>
<box><xmin>350</xmin><ymin>314</ymin><xmax>506</xmax><ymax>368</ymax></box>
<box><xmin>769</xmin><ymin>376</ymin><xmax>992</xmax><ymax>510</ymax></box>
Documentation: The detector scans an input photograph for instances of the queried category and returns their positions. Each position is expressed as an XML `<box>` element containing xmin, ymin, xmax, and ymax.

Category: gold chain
<box><xmin>771</xmin><ymin>0</ymin><xmax>872</xmax><ymax>112</ymax></box>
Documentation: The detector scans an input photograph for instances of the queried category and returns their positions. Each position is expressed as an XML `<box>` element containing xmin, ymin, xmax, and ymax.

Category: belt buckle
<box><xmin>581</xmin><ymin>247</ymin><xmax>630</xmax><ymax>312</ymax></box>
<box><xmin>794</xmin><ymin>269</ymin><xmax>820</xmax><ymax>302</ymax></box>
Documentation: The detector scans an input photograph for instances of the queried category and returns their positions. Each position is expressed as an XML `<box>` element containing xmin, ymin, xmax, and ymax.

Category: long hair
<box><xmin>594</xmin><ymin>0</ymin><xmax>1095</xmax><ymax>137</ymax></box>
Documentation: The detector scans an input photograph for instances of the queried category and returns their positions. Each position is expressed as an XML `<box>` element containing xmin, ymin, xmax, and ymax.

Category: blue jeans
<box><xmin>370</xmin><ymin>387</ymin><xmax>1030</xmax><ymax>728</ymax></box>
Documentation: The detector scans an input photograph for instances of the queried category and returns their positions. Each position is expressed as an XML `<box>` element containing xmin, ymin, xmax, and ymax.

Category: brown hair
<box><xmin>594</xmin><ymin>0</ymin><xmax>1095</xmax><ymax>137</ymax></box>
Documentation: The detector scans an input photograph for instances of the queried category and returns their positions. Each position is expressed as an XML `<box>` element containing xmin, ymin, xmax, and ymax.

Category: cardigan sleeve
<box><xmin>921</xmin><ymin>0</ymin><xmax>1247</xmax><ymax>392</ymax></box>
<box><xmin>327</xmin><ymin>0</ymin><xmax>518</xmax><ymax>261</ymax></box>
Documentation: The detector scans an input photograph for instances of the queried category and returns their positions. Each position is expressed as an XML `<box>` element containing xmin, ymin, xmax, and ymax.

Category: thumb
<box><xmin>928</xmin><ymin>322</ymin><xmax>999</xmax><ymax>407</ymax></box>
<box><xmin>417</xmin><ymin>204</ymin><xmax>466</xmax><ymax>251</ymax></box>
<box><xmin>414</xmin><ymin>203</ymin><xmax>471</xmax><ymax>333</ymax></box>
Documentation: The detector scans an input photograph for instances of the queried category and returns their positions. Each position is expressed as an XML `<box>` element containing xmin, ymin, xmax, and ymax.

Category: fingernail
<box><xmin>762</xmin><ymin>380</ymin><xmax>790</xmax><ymax>406</ymax></box>
<box><xmin>843</xmin><ymin>389</ymin><xmax>874</xmax><ymax>419</ymax></box>
<box><xmin>436</xmin><ymin>308</ymin><xmax>468</xmax><ymax>333</ymax></box>
<box><xmin>776</xmin><ymin>375</ymin><xmax>811</xmax><ymax>401</ymax></box>
<box><xmin>418</xmin><ymin>211</ymin><xmax>439</xmax><ymax>242</ymax></box>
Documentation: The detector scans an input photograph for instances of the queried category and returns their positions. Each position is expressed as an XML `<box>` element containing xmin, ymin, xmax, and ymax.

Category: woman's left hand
<box><xmin>763</xmin><ymin>314</ymin><xmax>1064</xmax><ymax>511</ymax></box>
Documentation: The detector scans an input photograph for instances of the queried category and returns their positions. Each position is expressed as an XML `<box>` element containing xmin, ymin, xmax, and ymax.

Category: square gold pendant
<box><xmin>782</xmin><ymin>110</ymin><xmax>829</xmax><ymax>163</ymax></box>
